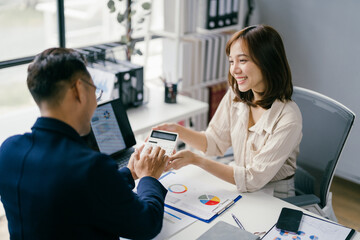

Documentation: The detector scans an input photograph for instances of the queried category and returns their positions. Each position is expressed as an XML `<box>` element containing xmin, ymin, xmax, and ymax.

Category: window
<box><xmin>0</xmin><ymin>0</ymin><xmax>58</xmax><ymax>62</ymax></box>
<box><xmin>0</xmin><ymin>65</ymin><xmax>38</xmax><ymax>143</ymax></box>
<box><xmin>64</xmin><ymin>0</ymin><xmax>124</xmax><ymax>48</ymax></box>
<box><xmin>0</xmin><ymin>0</ymin><xmax>165</xmax><ymax>146</ymax></box>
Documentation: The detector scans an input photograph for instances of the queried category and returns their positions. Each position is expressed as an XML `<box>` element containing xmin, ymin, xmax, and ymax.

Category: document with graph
<box><xmin>262</xmin><ymin>213</ymin><xmax>355</xmax><ymax>240</ymax></box>
<box><xmin>159</xmin><ymin>165</ymin><xmax>241</xmax><ymax>223</ymax></box>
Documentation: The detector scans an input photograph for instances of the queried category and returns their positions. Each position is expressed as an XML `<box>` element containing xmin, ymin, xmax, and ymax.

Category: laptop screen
<box><xmin>82</xmin><ymin>98</ymin><xmax>136</xmax><ymax>156</ymax></box>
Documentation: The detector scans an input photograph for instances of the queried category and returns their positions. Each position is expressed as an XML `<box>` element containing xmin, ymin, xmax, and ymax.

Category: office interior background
<box><xmin>0</xmin><ymin>0</ymin><xmax>359</xmax><ymax>237</ymax></box>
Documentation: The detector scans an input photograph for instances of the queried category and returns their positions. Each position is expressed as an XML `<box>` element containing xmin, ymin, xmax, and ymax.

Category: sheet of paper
<box><xmin>159</xmin><ymin>165</ymin><xmax>240</xmax><ymax>221</ymax></box>
<box><xmin>153</xmin><ymin>206</ymin><xmax>197</xmax><ymax>240</ymax></box>
<box><xmin>262</xmin><ymin>214</ymin><xmax>354</xmax><ymax>240</ymax></box>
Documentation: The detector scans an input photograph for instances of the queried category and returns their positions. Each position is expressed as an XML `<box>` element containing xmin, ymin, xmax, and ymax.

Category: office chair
<box><xmin>283</xmin><ymin>86</ymin><xmax>355</xmax><ymax>222</ymax></box>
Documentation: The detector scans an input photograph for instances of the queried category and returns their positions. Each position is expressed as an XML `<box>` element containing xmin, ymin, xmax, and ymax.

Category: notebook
<box><xmin>82</xmin><ymin>98</ymin><xmax>136</xmax><ymax>168</ymax></box>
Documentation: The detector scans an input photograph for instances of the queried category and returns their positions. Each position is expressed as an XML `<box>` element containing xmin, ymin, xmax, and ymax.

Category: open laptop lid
<box><xmin>83</xmin><ymin>98</ymin><xmax>136</xmax><ymax>157</ymax></box>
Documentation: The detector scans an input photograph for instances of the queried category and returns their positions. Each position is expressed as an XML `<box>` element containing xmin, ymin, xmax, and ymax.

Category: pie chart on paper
<box><xmin>198</xmin><ymin>194</ymin><xmax>220</xmax><ymax>205</ymax></box>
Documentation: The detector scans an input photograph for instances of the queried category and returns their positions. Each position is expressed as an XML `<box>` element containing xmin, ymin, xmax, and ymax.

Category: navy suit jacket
<box><xmin>0</xmin><ymin>117</ymin><xmax>167</xmax><ymax>240</ymax></box>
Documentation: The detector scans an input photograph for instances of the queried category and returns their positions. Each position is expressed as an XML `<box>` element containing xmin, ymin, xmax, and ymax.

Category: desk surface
<box><xmin>127</xmin><ymin>87</ymin><xmax>208</xmax><ymax>136</ymax></box>
<box><xmin>167</xmin><ymin>165</ymin><xmax>360</xmax><ymax>240</ymax></box>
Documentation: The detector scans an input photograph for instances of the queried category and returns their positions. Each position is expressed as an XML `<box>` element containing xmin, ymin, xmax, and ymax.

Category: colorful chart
<box><xmin>310</xmin><ymin>236</ymin><xmax>319</xmax><ymax>240</ymax></box>
<box><xmin>273</xmin><ymin>238</ymin><xmax>281</xmax><ymax>240</ymax></box>
<box><xmin>292</xmin><ymin>236</ymin><xmax>301</xmax><ymax>240</ymax></box>
<box><xmin>103</xmin><ymin>110</ymin><xmax>110</xmax><ymax>119</ymax></box>
<box><xmin>278</xmin><ymin>229</ymin><xmax>289</xmax><ymax>236</ymax></box>
<box><xmin>198</xmin><ymin>194</ymin><xmax>220</xmax><ymax>205</ymax></box>
<box><xmin>297</xmin><ymin>231</ymin><xmax>305</xmax><ymax>236</ymax></box>
<box><xmin>168</xmin><ymin>184</ymin><xmax>188</xmax><ymax>194</ymax></box>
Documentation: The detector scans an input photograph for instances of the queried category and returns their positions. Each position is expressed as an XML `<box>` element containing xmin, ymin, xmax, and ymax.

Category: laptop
<box><xmin>82</xmin><ymin>98</ymin><xmax>136</xmax><ymax>168</ymax></box>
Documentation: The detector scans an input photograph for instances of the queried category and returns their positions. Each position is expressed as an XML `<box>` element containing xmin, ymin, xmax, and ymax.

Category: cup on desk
<box><xmin>164</xmin><ymin>82</ymin><xmax>177</xmax><ymax>104</ymax></box>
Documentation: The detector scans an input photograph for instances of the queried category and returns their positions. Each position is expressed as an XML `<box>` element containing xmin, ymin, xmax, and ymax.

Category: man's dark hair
<box><xmin>225</xmin><ymin>24</ymin><xmax>293</xmax><ymax>109</ymax></box>
<box><xmin>27</xmin><ymin>48</ymin><xmax>90</xmax><ymax>106</ymax></box>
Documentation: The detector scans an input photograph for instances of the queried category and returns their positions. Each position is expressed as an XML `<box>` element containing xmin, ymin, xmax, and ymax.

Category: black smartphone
<box><xmin>276</xmin><ymin>207</ymin><xmax>303</xmax><ymax>233</ymax></box>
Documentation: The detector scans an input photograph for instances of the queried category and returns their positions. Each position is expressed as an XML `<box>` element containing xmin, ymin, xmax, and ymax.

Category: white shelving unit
<box><xmin>144</xmin><ymin>0</ymin><xmax>246</xmax><ymax>130</ymax></box>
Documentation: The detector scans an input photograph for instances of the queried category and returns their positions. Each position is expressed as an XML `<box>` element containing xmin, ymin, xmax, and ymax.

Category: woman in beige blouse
<box><xmin>155</xmin><ymin>25</ymin><xmax>302</xmax><ymax>198</ymax></box>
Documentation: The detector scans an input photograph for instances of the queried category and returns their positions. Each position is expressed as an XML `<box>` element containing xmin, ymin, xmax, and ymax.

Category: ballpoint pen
<box><xmin>231</xmin><ymin>213</ymin><xmax>245</xmax><ymax>230</ymax></box>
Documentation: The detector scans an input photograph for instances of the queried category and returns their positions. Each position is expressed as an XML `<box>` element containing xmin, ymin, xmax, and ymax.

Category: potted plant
<box><xmin>107</xmin><ymin>0</ymin><xmax>151</xmax><ymax>61</ymax></box>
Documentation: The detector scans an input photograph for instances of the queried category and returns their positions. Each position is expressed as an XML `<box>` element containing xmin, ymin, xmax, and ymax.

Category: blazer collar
<box><xmin>32</xmin><ymin>117</ymin><xmax>82</xmax><ymax>142</ymax></box>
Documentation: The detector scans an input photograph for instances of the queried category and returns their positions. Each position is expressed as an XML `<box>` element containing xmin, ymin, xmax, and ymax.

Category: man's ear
<box><xmin>72</xmin><ymin>79</ymin><xmax>85</xmax><ymax>103</ymax></box>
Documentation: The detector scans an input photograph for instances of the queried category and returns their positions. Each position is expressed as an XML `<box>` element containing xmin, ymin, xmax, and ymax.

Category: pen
<box><xmin>232</xmin><ymin>213</ymin><xmax>245</xmax><ymax>230</ymax></box>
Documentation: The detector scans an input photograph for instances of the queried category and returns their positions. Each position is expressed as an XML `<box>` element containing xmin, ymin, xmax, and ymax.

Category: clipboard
<box><xmin>261</xmin><ymin>213</ymin><xmax>355</xmax><ymax>240</ymax></box>
<box><xmin>159</xmin><ymin>165</ymin><xmax>242</xmax><ymax>223</ymax></box>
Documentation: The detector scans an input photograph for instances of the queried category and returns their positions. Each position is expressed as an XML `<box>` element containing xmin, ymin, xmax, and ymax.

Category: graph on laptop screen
<box><xmin>90</xmin><ymin>102</ymin><xmax>126</xmax><ymax>155</ymax></box>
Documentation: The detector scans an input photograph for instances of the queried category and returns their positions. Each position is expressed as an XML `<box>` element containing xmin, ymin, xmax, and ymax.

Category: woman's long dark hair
<box><xmin>225</xmin><ymin>25</ymin><xmax>293</xmax><ymax>109</ymax></box>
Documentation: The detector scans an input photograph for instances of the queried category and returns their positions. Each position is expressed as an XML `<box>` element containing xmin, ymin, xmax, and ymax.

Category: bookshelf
<box><xmin>144</xmin><ymin>0</ymin><xmax>246</xmax><ymax>130</ymax></box>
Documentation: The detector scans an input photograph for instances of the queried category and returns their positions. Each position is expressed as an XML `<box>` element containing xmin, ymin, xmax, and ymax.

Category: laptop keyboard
<box><xmin>115</xmin><ymin>148</ymin><xmax>135</xmax><ymax>169</ymax></box>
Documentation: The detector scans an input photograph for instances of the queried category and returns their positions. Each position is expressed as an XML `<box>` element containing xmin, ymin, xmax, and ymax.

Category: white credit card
<box><xmin>141</xmin><ymin>130</ymin><xmax>178</xmax><ymax>157</ymax></box>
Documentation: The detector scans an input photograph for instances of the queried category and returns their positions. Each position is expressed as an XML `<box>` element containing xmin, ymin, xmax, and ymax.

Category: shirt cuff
<box><xmin>231</xmin><ymin>164</ymin><xmax>247</xmax><ymax>192</ymax></box>
<box><xmin>204</xmin><ymin>131</ymin><xmax>217</xmax><ymax>156</ymax></box>
<box><xmin>118</xmin><ymin>167</ymin><xmax>135</xmax><ymax>189</ymax></box>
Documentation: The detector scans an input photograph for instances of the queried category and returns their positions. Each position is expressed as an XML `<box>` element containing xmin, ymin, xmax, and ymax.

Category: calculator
<box><xmin>141</xmin><ymin>130</ymin><xmax>178</xmax><ymax>157</ymax></box>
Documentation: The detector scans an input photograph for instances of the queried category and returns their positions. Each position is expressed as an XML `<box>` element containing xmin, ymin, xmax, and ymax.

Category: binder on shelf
<box><xmin>205</xmin><ymin>35</ymin><xmax>214</xmax><ymax>83</ymax></box>
<box><xmin>159</xmin><ymin>165</ymin><xmax>242</xmax><ymax>223</ymax></box>
<box><xmin>210</xmin><ymin>34</ymin><xmax>220</xmax><ymax>83</ymax></box>
<box><xmin>232</xmin><ymin>0</ymin><xmax>240</xmax><ymax>25</ymax></box>
<box><xmin>198</xmin><ymin>0</ymin><xmax>218</xmax><ymax>30</ymax></box>
<box><xmin>217</xmin><ymin>0</ymin><xmax>226</xmax><ymax>28</ymax></box>
<box><xmin>217</xmin><ymin>33</ymin><xmax>227</xmax><ymax>80</ymax></box>
<box><xmin>225</xmin><ymin>0</ymin><xmax>233</xmax><ymax>26</ymax></box>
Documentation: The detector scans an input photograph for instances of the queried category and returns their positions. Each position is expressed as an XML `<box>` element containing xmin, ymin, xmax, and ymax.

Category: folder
<box><xmin>217</xmin><ymin>0</ymin><xmax>226</xmax><ymax>28</ymax></box>
<box><xmin>224</xmin><ymin>0</ymin><xmax>233</xmax><ymax>26</ymax></box>
<box><xmin>198</xmin><ymin>0</ymin><xmax>218</xmax><ymax>30</ymax></box>
<box><xmin>232</xmin><ymin>0</ymin><xmax>240</xmax><ymax>25</ymax></box>
<box><xmin>159</xmin><ymin>165</ymin><xmax>242</xmax><ymax>223</ymax></box>
<box><xmin>262</xmin><ymin>213</ymin><xmax>355</xmax><ymax>240</ymax></box>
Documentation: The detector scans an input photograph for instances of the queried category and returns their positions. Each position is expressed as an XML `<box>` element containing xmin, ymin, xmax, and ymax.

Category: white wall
<box><xmin>251</xmin><ymin>0</ymin><xmax>360</xmax><ymax>184</ymax></box>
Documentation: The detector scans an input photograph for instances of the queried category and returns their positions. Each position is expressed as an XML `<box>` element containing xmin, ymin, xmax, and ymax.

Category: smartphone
<box><xmin>141</xmin><ymin>130</ymin><xmax>178</xmax><ymax>157</ymax></box>
<box><xmin>276</xmin><ymin>207</ymin><xmax>303</xmax><ymax>233</ymax></box>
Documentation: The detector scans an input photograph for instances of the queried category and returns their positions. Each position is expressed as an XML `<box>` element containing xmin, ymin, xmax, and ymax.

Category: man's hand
<box><xmin>134</xmin><ymin>145</ymin><xmax>168</xmax><ymax>179</ymax></box>
<box><xmin>127</xmin><ymin>145</ymin><xmax>145</xmax><ymax>180</ymax></box>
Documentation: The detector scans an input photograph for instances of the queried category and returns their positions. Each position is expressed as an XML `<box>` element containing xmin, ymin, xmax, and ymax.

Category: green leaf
<box><xmin>107</xmin><ymin>0</ymin><xmax>115</xmax><ymax>9</ymax></box>
<box><xmin>142</xmin><ymin>2</ymin><xmax>151</xmax><ymax>10</ymax></box>
<box><xmin>110</xmin><ymin>6</ymin><xmax>116</xmax><ymax>13</ymax></box>
<box><xmin>120</xmin><ymin>35</ymin><xmax>129</xmax><ymax>44</ymax></box>
<box><xmin>129</xmin><ymin>10</ymin><xmax>136</xmax><ymax>18</ymax></box>
<box><xmin>135</xmin><ymin>49</ymin><xmax>143</xmax><ymax>56</ymax></box>
<box><xmin>117</xmin><ymin>13</ymin><xmax>126</xmax><ymax>23</ymax></box>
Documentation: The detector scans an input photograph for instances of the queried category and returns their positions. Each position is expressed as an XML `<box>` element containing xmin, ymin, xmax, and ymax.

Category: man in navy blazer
<box><xmin>0</xmin><ymin>48</ymin><xmax>168</xmax><ymax>240</ymax></box>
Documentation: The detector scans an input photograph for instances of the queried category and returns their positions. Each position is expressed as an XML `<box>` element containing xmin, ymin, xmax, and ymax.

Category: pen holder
<box><xmin>164</xmin><ymin>82</ymin><xmax>177</xmax><ymax>103</ymax></box>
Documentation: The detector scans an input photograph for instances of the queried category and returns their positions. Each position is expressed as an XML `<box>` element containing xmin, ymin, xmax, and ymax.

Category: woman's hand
<box><xmin>152</xmin><ymin>123</ymin><xmax>180</xmax><ymax>134</ymax></box>
<box><xmin>165</xmin><ymin>150</ymin><xmax>199</xmax><ymax>171</ymax></box>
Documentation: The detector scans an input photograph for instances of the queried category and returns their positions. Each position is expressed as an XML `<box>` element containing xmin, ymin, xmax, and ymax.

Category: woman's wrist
<box><xmin>193</xmin><ymin>154</ymin><xmax>205</xmax><ymax>168</ymax></box>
